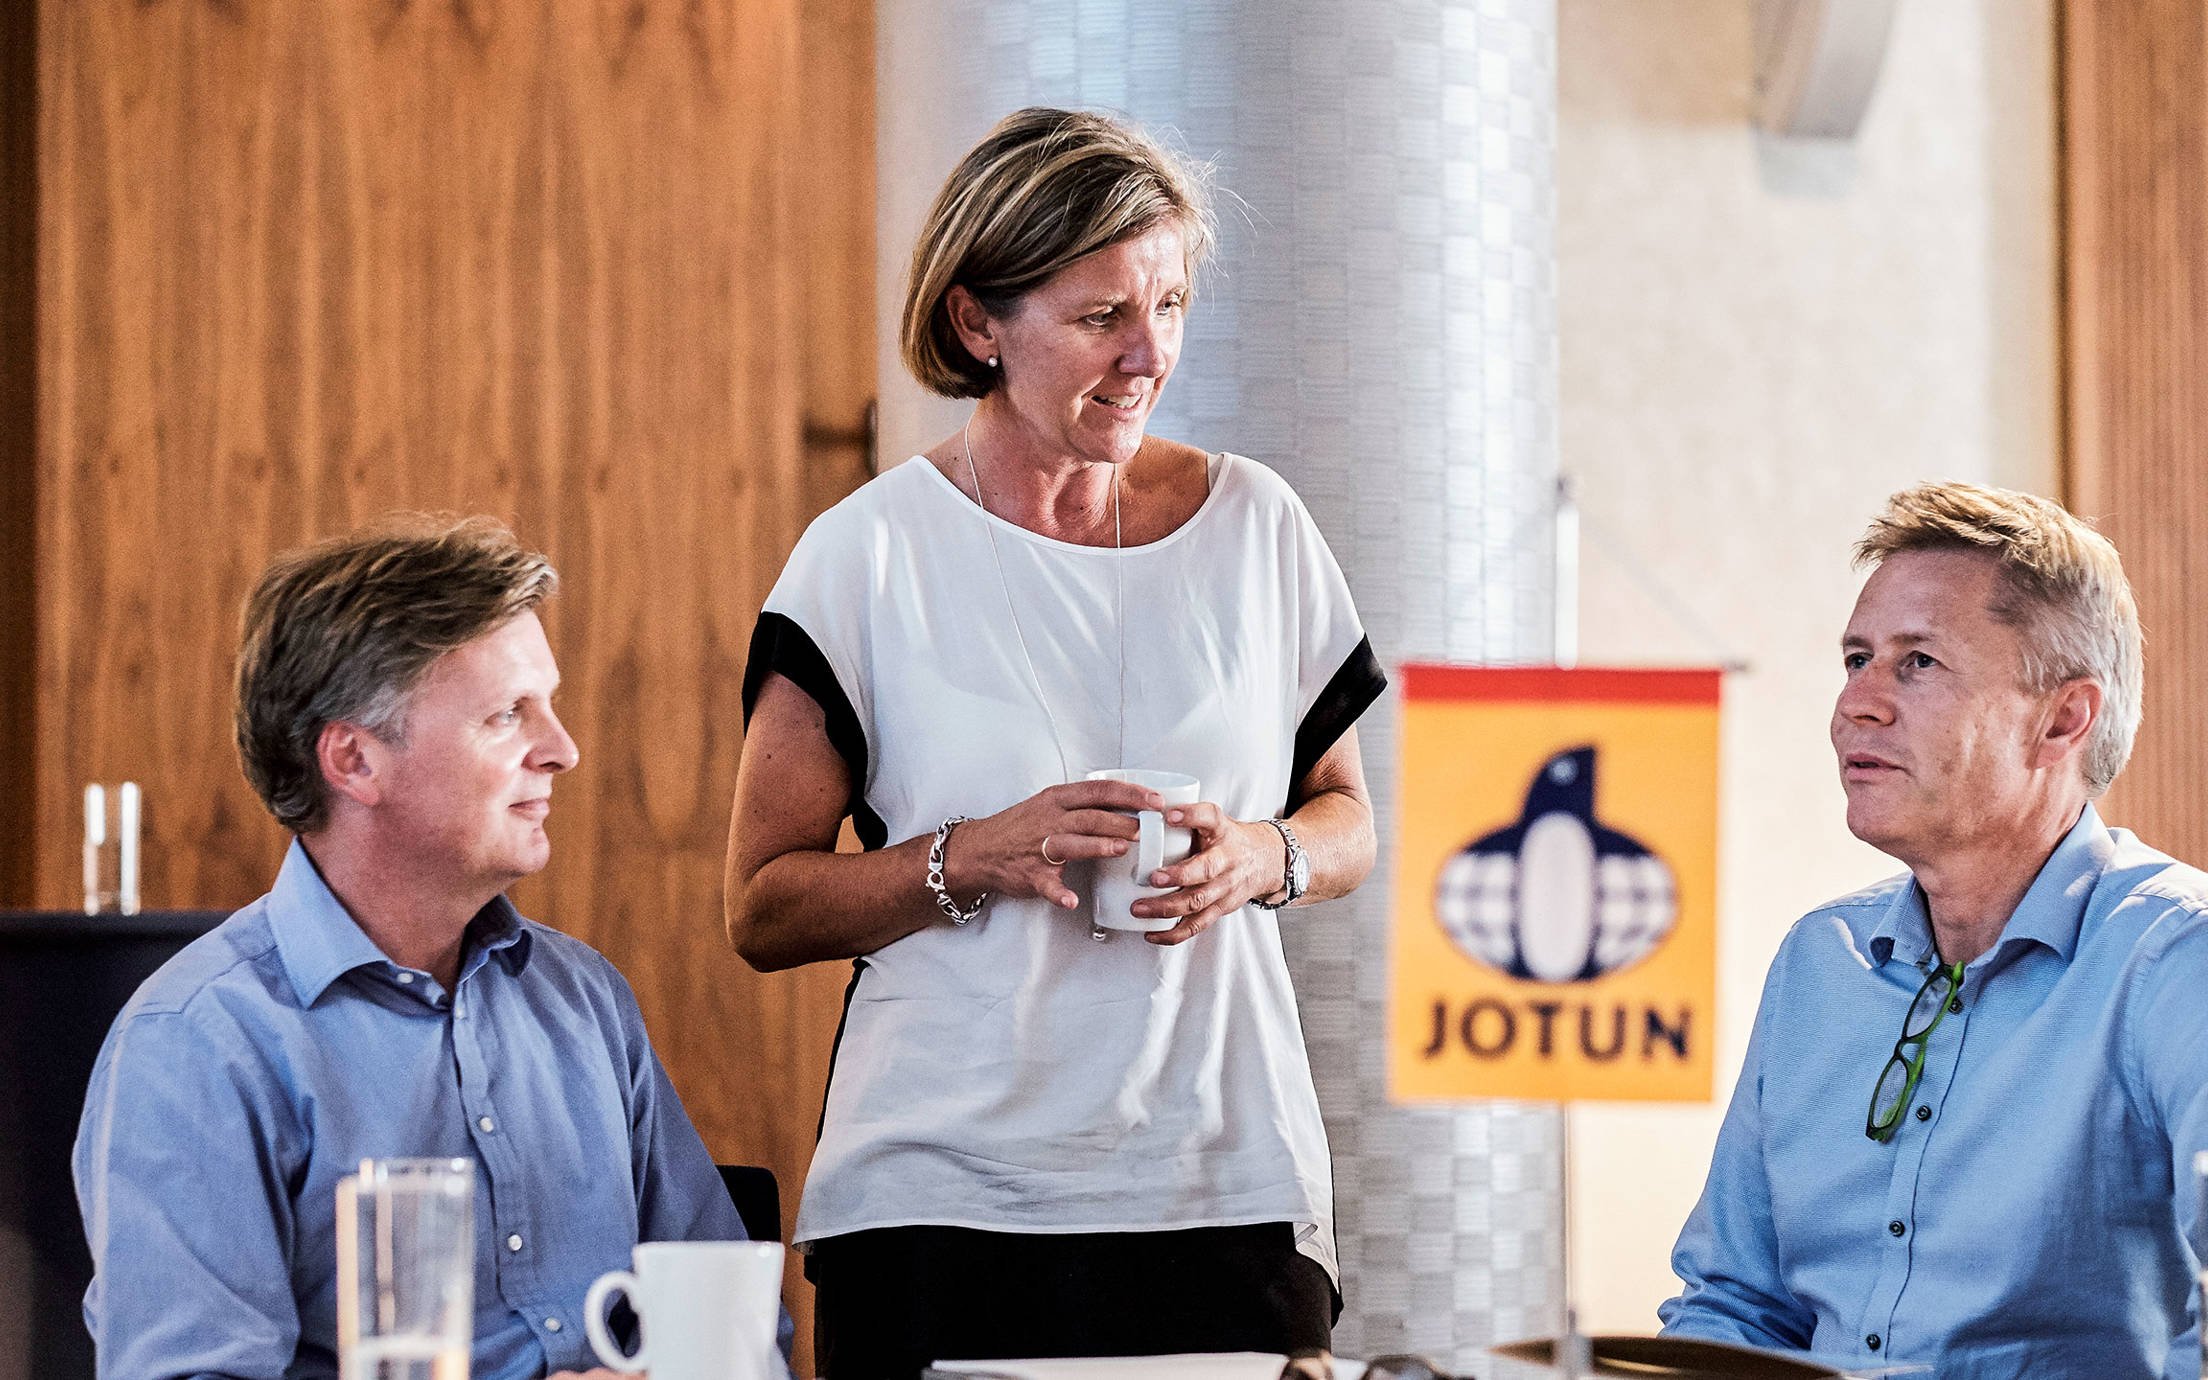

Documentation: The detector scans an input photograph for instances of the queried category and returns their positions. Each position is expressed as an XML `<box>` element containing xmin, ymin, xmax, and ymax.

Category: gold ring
<box><xmin>1041</xmin><ymin>836</ymin><xmax>1066</xmax><ymax>866</ymax></box>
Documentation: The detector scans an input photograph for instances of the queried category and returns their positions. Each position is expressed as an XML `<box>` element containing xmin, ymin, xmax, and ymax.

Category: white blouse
<box><xmin>745</xmin><ymin>453</ymin><xmax>1384</xmax><ymax>1281</ymax></box>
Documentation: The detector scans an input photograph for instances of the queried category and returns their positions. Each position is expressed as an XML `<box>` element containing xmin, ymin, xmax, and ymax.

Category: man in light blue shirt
<box><xmin>74</xmin><ymin>517</ymin><xmax>782</xmax><ymax>1380</ymax></box>
<box><xmin>1662</xmin><ymin>483</ymin><xmax>2208</xmax><ymax>1379</ymax></box>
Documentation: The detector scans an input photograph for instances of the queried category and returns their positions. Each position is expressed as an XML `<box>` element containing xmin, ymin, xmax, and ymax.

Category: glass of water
<box><xmin>82</xmin><ymin>782</ymin><xmax>141</xmax><ymax>915</ymax></box>
<box><xmin>2199</xmin><ymin>1152</ymin><xmax>2208</xmax><ymax>1380</ymax></box>
<box><xmin>337</xmin><ymin>1158</ymin><xmax>476</xmax><ymax>1380</ymax></box>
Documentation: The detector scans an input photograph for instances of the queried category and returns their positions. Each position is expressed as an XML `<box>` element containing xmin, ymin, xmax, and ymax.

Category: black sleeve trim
<box><xmin>1287</xmin><ymin>634</ymin><xmax>1388</xmax><ymax>809</ymax></box>
<box><xmin>742</xmin><ymin>611</ymin><xmax>887</xmax><ymax>850</ymax></box>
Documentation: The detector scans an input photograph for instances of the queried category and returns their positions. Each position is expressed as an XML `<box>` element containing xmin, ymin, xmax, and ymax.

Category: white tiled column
<box><xmin>877</xmin><ymin>3</ymin><xmax>1562</xmax><ymax>1365</ymax></box>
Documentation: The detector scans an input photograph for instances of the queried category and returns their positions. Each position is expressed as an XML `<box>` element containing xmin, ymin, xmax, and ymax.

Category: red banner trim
<box><xmin>1400</xmin><ymin>664</ymin><xmax>1724</xmax><ymax>705</ymax></box>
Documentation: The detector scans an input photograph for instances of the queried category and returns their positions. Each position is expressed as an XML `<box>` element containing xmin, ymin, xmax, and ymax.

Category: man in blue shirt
<box><xmin>1661</xmin><ymin>483</ymin><xmax>2208</xmax><ymax>1378</ymax></box>
<box><xmin>74</xmin><ymin>517</ymin><xmax>781</xmax><ymax>1380</ymax></box>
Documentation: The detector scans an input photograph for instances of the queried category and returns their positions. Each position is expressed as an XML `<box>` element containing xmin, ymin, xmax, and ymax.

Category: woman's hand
<box><xmin>1132</xmin><ymin>802</ymin><xmax>1288</xmax><ymax>945</ymax></box>
<box><xmin>943</xmin><ymin>780</ymin><xmax>1163</xmax><ymax>910</ymax></box>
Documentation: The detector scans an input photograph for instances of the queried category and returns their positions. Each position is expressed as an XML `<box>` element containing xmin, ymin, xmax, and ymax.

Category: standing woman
<box><xmin>726</xmin><ymin>107</ymin><xmax>1386</xmax><ymax>1379</ymax></box>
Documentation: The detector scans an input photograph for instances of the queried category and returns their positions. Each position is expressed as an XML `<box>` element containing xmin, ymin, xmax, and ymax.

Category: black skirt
<box><xmin>809</xmin><ymin>1221</ymin><xmax>1341</xmax><ymax>1380</ymax></box>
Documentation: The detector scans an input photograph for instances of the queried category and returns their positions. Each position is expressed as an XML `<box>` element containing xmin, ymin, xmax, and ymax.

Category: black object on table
<box><xmin>0</xmin><ymin>908</ymin><xmax>226</xmax><ymax>1380</ymax></box>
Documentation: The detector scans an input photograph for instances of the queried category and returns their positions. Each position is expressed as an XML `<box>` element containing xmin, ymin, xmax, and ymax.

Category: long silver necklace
<box><xmin>962</xmin><ymin>416</ymin><xmax>1127</xmax><ymax>775</ymax></box>
<box><xmin>963</xmin><ymin>417</ymin><xmax>1127</xmax><ymax>941</ymax></box>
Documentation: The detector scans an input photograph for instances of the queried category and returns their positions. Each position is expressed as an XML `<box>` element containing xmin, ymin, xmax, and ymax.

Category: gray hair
<box><xmin>1854</xmin><ymin>482</ymin><xmax>2142</xmax><ymax>796</ymax></box>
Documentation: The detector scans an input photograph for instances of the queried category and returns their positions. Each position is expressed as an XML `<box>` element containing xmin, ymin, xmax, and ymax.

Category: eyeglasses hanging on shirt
<box><xmin>1866</xmin><ymin>960</ymin><xmax>1966</xmax><ymax>1143</ymax></box>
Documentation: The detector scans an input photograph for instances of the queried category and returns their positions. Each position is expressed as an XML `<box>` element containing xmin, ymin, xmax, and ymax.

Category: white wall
<box><xmin>1554</xmin><ymin>0</ymin><xmax>2058</xmax><ymax>1331</ymax></box>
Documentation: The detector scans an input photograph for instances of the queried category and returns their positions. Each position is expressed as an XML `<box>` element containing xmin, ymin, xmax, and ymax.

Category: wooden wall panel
<box><xmin>0</xmin><ymin>0</ymin><xmax>34</xmax><ymax>908</ymax></box>
<box><xmin>34</xmin><ymin>1</ymin><xmax>871</xmax><ymax>1367</ymax></box>
<box><xmin>2061</xmin><ymin>0</ymin><xmax>2208</xmax><ymax>865</ymax></box>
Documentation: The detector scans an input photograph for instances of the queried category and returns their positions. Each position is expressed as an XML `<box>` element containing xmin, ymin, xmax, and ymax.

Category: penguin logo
<box><xmin>1434</xmin><ymin>745</ymin><xmax>1678</xmax><ymax>983</ymax></box>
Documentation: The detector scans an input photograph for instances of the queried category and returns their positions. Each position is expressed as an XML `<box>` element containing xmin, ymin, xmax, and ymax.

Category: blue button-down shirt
<box><xmin>74</xmin><ymin>840</ymin><xmax>766</xmax><ymax>1380</ymax></box>
<box><xmin>1662</xmin><ymin>806</ymin><xmax>2208</xmax><ymax>1378</ymax></box>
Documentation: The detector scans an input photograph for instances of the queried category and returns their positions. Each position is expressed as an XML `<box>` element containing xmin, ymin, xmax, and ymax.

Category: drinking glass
<box><xmin>2198</xmin><ymin>1151</ymin><xmax>2208</xmax><ymax>1380</ymax></box>
<box><xmin>82</xmin><ymin>782</ymin><xmax>140</xmax><ymax>915</ymax></box>
<box><xmin>337</xmin><ymin>1158</ymin><xmax>476</xmax><ymax>1380</ymax></box>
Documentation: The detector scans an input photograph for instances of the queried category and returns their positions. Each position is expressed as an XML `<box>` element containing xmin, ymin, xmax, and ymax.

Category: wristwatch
<box><xmin>1252</xmin><ymin>818</ymin><xmax>1308</xmax><ymax>910</ymax></box>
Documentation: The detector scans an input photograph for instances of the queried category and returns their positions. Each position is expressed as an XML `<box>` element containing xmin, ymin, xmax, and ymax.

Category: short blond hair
<box><xmin>235</xmin><ymin>515</ymin><xmax>558</xmax><ymax>833</ymax></box>
<box><xmin>1854</xmin><ymin>482</ymin><xmax>2142</xmax><ymax>795</ymax></box>
<box><xmin>900</xmin><ymin>107</ymin><xmax>1216</xmax><ymax>399</ymax></box>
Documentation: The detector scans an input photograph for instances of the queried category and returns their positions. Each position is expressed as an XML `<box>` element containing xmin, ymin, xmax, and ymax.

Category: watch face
<box><xmin>1290</xmin><ymin>847</ymin><xmax>1311</xmax><ymax>893</ymax></box>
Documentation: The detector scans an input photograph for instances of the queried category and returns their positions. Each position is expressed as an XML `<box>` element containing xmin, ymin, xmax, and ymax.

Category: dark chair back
<box><xmin>716</xmin><ymin>1163</ymin><xmax>781</xmax><ymax>1243</ymax></box>
<box><xmin>0</xmin><ymin>910</ymin><xmax>227</xmax><ymax>1380</ymax></box>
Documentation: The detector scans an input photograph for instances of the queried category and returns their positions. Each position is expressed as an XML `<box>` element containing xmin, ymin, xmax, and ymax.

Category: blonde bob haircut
<box><xmin>901</xmin><ymin>106</ymin><xmax>1216</xmax><ymax>399</ymax></box>
<box><xmin>1853</xmin><ymin>481</ymin><xmax>2143</xmax><ymax>796</ymax></box>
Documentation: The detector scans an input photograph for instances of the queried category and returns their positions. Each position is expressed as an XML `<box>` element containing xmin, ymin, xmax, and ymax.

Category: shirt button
<box><xmin>1947</xmin><ymin>996</ymin><xmax>1963</xmax><ymax>1014</ymax></box>
<box><xmin>478</xmin><ymin>1116</ymin><xmax>496</xmax><ymax>1133</ymax></box>
<box><xmin>506</xmin><ymin>1234</ymin><xmax>524</xmax><ymax>1253</ymax></box>
<box><xmin>396</xmin><ymin>972</ymin><xmax>415</xmax><ymax>985</ymax></box>
<box><xmin>1867</xmin><ymin>1334</ymin><xmax>1882</xmax><ymax>1351</ymax></box>
<box><xmin>1887</xmin><ymin>1219</ymin><xmax>1906</xmax><ymax>1237</ymax></box>
<box><xmin>1915</xmin><ymin>1105</ymin><xmax>1932</xmax><ymax>1122</ymax></box>
<box><xmin>545</xmin><ymin>1318</ymin><xmax>563</xmax><ymax>1333</ymax></box>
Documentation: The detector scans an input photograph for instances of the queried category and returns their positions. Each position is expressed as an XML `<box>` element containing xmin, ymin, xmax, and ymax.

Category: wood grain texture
<box><xmin>34</xmin><ymin>0</ymin><xmax>872</xmax><ymax>1366</ymax></box>
<box><xmin>0</xmin><ymin>0</ymin><xmax>34</xmax><ymax>909</ymax></box>
<box><xmin>2061</xmin><ymin>0</ymin><xmax>2208</xmax><ymax>865</ymax></box>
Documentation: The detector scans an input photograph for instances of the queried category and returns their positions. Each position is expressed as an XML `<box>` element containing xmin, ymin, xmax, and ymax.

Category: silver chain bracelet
<box><xmin>927</xmin><ymin>816</ymin><xmax>988</xmax><ymax>925</ymax></box>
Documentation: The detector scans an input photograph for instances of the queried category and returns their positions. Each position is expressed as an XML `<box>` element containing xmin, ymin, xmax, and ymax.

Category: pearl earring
<box><xmin>987</xmin><ymin>355</ymin><xmax>999</xmax><ymax>368</ymax></box>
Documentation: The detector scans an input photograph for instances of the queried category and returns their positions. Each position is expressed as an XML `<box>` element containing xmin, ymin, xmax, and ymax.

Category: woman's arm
<box><xmin>1133</xmin><ymin>726</ymin><xmax>1376</xmax><ymax>946</ymax></box>
<box><xmin>724</xmin><ymin>672</ymin><xmax>1163</xmax><ymax>972</ymax></box>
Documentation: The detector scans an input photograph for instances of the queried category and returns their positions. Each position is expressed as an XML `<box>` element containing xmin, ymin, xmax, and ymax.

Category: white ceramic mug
<box><xmin>584</xmin><ymin>1240</ymin><xmax>784</xmax><ymax>1380</ymax></box>
<box><xmin>1085</xmin><ymin>768</ymin><xmax>1201</xmax><ymax>932</ymax></box>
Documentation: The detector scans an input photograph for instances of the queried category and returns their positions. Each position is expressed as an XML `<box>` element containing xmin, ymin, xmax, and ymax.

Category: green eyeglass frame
<box><xmin>1865</xmin><ymin>959</ymin><xmax>1965</xmax><ymax>1143</ymax></box>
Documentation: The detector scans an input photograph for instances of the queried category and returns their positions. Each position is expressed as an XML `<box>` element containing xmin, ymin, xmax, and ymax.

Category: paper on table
<box><xmin>926</xmin><ymin>1354</ymin><xmax>1298</xmax><ymax>1380</ymax></box>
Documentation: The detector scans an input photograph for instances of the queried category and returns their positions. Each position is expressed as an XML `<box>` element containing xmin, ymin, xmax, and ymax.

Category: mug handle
<box><xmin>584</xmin><ymin>1270</ymin><xmax>647</xmax><ymax>1372</ymax></box>
<box><xmin>1134</xmin><ymin>809</ymin><xmax>1166</xmax><ymax>884</ymax></box>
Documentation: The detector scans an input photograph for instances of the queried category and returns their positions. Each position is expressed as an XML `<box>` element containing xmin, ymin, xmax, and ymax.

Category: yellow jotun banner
<box><xmin>1390</xmin><ymin>666</ymin><xmax>1721</xmax><ymax>1105</ymax></box>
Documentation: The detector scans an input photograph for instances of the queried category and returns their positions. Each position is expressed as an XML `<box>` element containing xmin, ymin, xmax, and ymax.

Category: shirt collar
<box><xmin>1866</xmin><ymin>803</ymin><xmax>2111</xmax><ymax>971</ymax></box>
<box><xmin>459</xmin><ymin>895</ymin><xmax>533</xmax><ymax>986</ymax></box>
<box><xmin>268</xmin><ymin>839</ymin><xmax>535</xmax><ymax>1006</ymax></box>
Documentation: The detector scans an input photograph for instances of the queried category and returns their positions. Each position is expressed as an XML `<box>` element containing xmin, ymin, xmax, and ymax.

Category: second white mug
<box><xmin>584</xmin><ymin>1240</ymin><xmax>783</xmax><ymax>1380</ymax></box>
<box><xmin>1085</xmin><ymin>768</ymin><xmax>1201</xmax><ymax>932</ymax></box>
